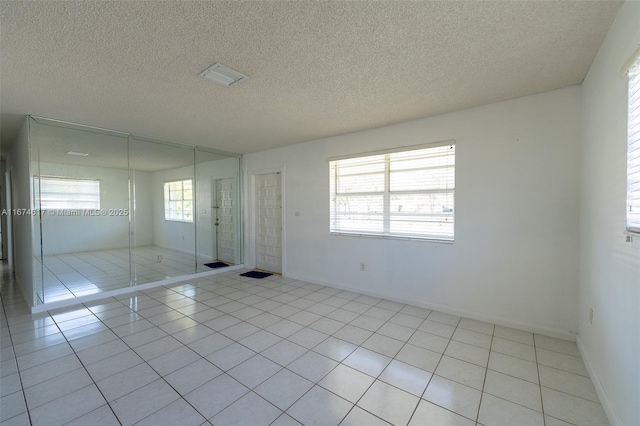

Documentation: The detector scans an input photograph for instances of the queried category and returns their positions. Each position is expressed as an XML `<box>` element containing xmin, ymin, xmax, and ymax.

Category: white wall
<box><xmin>38</xmin><ymin>163</ymin><xmax>153</xmax><ymax>255</ymax></box>
<box><xmin>245</xmin><ymin>86</ymin><xmax>582</xmax><ymax>338</ymax></box>
<box><xmin>579</xmin><ymin>2</ymin><xmax>640</xmax><ymax>425</ymax></box>
<box><xmin>6</xmin><ymin>117</ymin><xmax>34</xmax><ymax>305</ymax></box>
<box><xmin>132</xmin><ymin>171</ymin><xmax>154</xmax><ymax>248</ymax></box>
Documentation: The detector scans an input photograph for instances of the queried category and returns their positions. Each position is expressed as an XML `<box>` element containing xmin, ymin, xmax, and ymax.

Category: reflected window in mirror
<box><xmin>164</xmin><ymin>179</ymin><xmax>193</xmax><ymax>222</ymax></box>
<box><xmin>34</xmin><ymin>176</ymin><xmax>100</xmax><ymax>210</ymax></box>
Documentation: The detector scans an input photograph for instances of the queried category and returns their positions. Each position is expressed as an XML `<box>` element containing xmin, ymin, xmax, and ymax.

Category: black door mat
<box><xmin>204</xmin><ymin>262</ymin><xmax>229</xmax><ymax>269</ymax></box>
<box><xmin>240</xmin><ymin>270</ymin><xmax>273</xmax><ymax>279</ymax></box>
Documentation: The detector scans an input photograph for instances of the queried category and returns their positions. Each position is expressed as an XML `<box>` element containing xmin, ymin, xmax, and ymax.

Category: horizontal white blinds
<box><xmin>330</xmin><ymin>143</ymin><xmax>455</xmax><ymax>241</ymax></box>
<box><xmin>34</xmin><ymin>177</ymin><xmax>100</xmax><ymax>209</ymax></box>
<box><xmin>628</xmin><ymin>65</ymin><xmax>640</xmax><ymax>232</ymax></box>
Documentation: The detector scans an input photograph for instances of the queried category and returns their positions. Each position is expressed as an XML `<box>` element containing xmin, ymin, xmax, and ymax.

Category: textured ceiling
<box><xmin>0</xmin><ymin>1</ymin><xmax>623</xmax><ymax>155</ymax></box>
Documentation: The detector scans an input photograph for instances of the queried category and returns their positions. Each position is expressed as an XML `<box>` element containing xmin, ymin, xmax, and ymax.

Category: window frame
<box><xmin>33</xmin><ymin>176</ymin><xmax>101</xmax><ymax>210</ymax></box>
<box><xmin>329</xmin><ymin>140</ymin><xmax>456</xmax><ymax>243</ymax></box>
<box><xmin>626</xmin><ymin>50</ymin><xmax>640</xmax><ymax>235</ymax></box>
<box><xmin>163</xmin><ymin>178</ymin><xmax>194</xmax><ymax>223</ymax></box>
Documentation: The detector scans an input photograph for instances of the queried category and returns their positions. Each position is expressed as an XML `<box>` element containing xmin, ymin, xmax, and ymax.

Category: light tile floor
<box><xmin>35</xmin><ymin>246</ymin><xmax>223</xmax><ymax>304</ymax></box>
<box><xmin>0</xmin><ymin>267</ymin><xmax>609</xmax><ymax>426</ymax></box>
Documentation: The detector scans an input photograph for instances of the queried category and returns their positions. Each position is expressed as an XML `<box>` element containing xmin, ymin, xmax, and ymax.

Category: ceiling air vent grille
<box><xmin>199</xmin><ymin>63</ymin><xmax>248</xmax><ymax>87</ymax></box>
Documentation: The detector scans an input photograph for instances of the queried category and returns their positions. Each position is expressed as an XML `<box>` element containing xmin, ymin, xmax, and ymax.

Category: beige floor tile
<box><xmin>435</xmin><ymin>355</ymin><xmax>486</xmax><ymax>390</ymax></box>
<box><xmin>541</xmin><ymin>387</ymin><xmax>609</xmax><ymax>426</ymax></box>
<box><xmin>478</xmin><ymin>393</ymin><xmax>544</xmax><ymax>426</ymax></box>
<box><xmin>358</xmin><ymin>380</ymin><xmax>420</xmax><ymax>425</ymax></box>
<box><xmin>410</xmin><ymin>400</ymin><xmax>475</xmax><ymax>426</ymax></box>
<box><xmin>211</xmin><ymin>392</ymin><xmax>282</xmax><ymax>426</ymax></box>
<box><xmin>445</xmin><ymin>340</ymin><xmax>490</xmax><ymax>366</ymax></box>
<box><xmin>319</xmin><ymin>364</ymin><xmax>375</xmax><ymax>402</ymax></box>
<box><xmin>255</xmin><ymin>369</ymin><xmax>314</xmax><ymax>410</ymax></box>
<box><xmin>488</xmin><ymin>351</ymin><xmax>539</xmax><ymax>384</ymax></box>
<box><xmin>378</xmin><ymin>359</ymin><xmax>432</xmax><ymax>396</ymax></box>
<box><xmin>423</xmin><ymin>375</ymin><xmax>481</xmax><ymax>420</ymax></box>
<box><xmin>341</xmin><ymin>406</ymin><xmax>391</xmax><ymax>425</ymax></box>
<box><xmin>287</xmin><ymin>386</ymin><xmax>352</xmax><ymax>426</ymax></box>
<box><xmin>484</xmin><ymin>370</ymin><xmax>542</xmax><ymax>411</ymax></box>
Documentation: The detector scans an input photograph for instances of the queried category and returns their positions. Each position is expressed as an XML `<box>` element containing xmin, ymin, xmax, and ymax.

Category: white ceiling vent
<box><xmin>199</xmin><ymin>63</ymin><xmax>248</xmax><ymax>87</ymax></box>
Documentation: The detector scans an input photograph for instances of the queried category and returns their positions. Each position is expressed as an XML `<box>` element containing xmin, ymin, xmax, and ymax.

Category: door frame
<box><xmin>246</xmin><ymin>167</ymin><xmax>285</xmax><ymax>275</ymax></box>
<box><xmin>212</xmin><ymin>178</ymin><xmax>220</xmax><ymax>262</ymax></box>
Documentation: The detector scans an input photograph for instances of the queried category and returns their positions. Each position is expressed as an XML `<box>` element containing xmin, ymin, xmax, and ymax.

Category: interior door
<box><xmin>255</xmin><ymin>172</ymin><xmax>282</xmax><ymax>273</ymax></box>
<box><xmin>215</xmin><ymin>178</ymin><xmax>236</xmax><ymax>264</ymax></box>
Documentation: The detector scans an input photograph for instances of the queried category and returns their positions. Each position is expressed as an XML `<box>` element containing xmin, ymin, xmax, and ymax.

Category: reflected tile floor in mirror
<box><xmin>0</xmin><ymin>264</ymin><xmax>609</xmax><ymax>426</ymax></box>
<box><xmin>34</xmin><ymin>246</ymin><xmax>217</xmax><ymax>304</ymax></box>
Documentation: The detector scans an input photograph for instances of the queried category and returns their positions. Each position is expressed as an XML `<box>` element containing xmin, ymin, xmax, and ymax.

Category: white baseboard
<box><xmin>153</xmin><ymin>244</ymin><xmax>197</xmax><ymax>257</ymax></box>
<box><xmin>576</xmin><ymin>335</ymin><xmax>619</xmax><ymax>426</ymax></box>
<box><xmin>31</xmin><ymin>264</ymin><xmax>245</xmax><ymax>314</ymax></box>
<box><xmin>285</xmin><ymin>272</ymin><xmax>576</xmax><ymax>341</ymax></box>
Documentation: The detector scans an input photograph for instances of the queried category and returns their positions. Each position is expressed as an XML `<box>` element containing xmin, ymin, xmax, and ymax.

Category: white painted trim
<box><xmin>4</xmin><ymin>169</ymin><xmax>14</xmax><ymax>274</ymax></box>
<box><xmin>286</xmin><ymin>272</ymin><xmax>577</xmax><ymax>341</ymax></box>
<box><xmin>576</xmin><ymin>335</ymin><xmax>619</xmax><ymax>426</ymax></box>
<box><xmin>246</xmin><ymin>167</ymin><xmax>286</xmax><ymax>275</ymax></box>
<box><xmin>31</xmin><ymin>264</ymin><xmax>245</xmax><ymax>313</ymax></box>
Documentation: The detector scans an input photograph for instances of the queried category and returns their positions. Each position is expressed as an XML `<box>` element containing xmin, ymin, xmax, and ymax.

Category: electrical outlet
<box><xmin>360</xmin><ymin>262</ymin><xmax>365</xmax><ymax>271</ymax></box>
<box><xmin>589</xmin><ymin>308</ymin><xmax>594</xmax><ymax>325</ymax></box>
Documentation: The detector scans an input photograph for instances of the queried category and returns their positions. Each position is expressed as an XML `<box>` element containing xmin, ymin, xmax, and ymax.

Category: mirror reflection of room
<box><xmin>30</xmin><ymin>117</ymin><xmax>241</xmax><ymax>305</ymax></box>
<box><xmin>195</xmin><ymin>148</ymin><xmax>241</xmax><ymax>274</ymax></box>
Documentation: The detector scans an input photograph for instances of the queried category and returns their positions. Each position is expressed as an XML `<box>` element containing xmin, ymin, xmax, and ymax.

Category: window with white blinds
<box><xmin>329</xmin><ymin>142</ymin><xmax>455</xmax><ymax>241</ymax></box>
<box><xmin>34</xmin><ymin>177</ymin><xmax>100</xmax><ymax>210</ymax></box>
<box><xmin>628</xmin><ymin>58</ymin><xmax>640</xmax><ymax>233</ymax></box>
<box><xmin>164</xmin><ymin>179</ymin><xmax>193</xmax><ymax>222</ymax></box>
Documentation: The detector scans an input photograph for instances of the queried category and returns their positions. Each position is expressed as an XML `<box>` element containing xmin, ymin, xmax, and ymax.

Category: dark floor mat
<box><xmin>204</xmin><ymin>262</ymin><xmax>229</xmax><ymax>269</ymax></box>
<box><xmin>240</xmin><ymin>270</ymin><xmax>273</xmax><ymax>279</ymax></box>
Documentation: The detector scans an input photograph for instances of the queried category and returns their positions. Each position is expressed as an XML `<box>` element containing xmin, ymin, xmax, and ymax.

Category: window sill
<box><xmin>165</xmin><ymin>219</ymin><xmax>194</xmax><ymax>224</ymax></box>
<box><xmin>330</xmin><ymin>231</ymin><xmax>454</xmax><ymax>244</ymax></box>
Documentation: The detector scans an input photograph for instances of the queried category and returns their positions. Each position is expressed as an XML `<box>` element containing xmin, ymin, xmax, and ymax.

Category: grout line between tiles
<box><xmin>474</xmin><ymin>327</ymin><xmax>495</xmax><ymax>424</ymax></box>
<box><xmin>533</xmin><ymin>331</ymin><xmax>547</xmax><ymax>426</ymax></box>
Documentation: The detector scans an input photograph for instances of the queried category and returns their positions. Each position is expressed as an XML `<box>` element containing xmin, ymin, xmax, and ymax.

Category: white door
<box><xmin>255</xmin><ymin>173</ymin><xmax>282</xmax><ymax>273</ymax></box>
<box><xmin>215</xmin><ymin>178</ymin><xmax>236</xmax><ymax>263</ymax></box>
